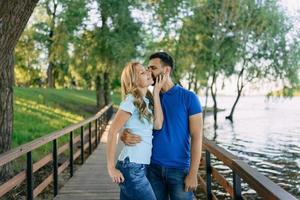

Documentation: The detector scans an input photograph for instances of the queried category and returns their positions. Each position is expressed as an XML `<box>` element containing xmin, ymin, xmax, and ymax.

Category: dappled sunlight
<box><xmin>13</xmin><ymin>97</ymin><xmax>85</xmax><ymax>147</ymax></box>
<box><xmin>15</xmin><ymin>98</ymin><xmax>83</xmax><ymax>123</ymax></box>
<box><xmin>44</xmin><ymin>89</ymin><xmax>96</xmax><ymax>105</ymax></box>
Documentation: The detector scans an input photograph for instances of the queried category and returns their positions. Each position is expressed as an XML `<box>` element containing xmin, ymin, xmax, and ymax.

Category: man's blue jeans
<box><xmin>146</xmin><ymin>163</ymin><xmax>193</xmax><ymax>200</ymax></box>
<box><xmin>116</xmin><ymin>157</ymin><xmax>156</xmax><ymax>200</ymax></box>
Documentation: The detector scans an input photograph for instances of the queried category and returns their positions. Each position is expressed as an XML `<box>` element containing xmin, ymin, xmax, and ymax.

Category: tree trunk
<box><xmin>0</xmin><ymin>52</ymin><xmax>14</xmax><ymax>181</ymax></box>
<box><xmin>188</xmin><ymin>72</ymin><xmax>192</xmax><ymax>90</ymax></box>
<box><xmin>46</xmin><ymin>1</ymin><xmax>57</xmax><ymax>88</ymax></box>
<box><xmin>95</xmin><ymin>75</ymin><xmax>105</xmax><ymax>109</ymax></box>
<box><xmin>226</xmin><ymin>67</ymin><xmax>245</xmax><ymax>122</ymax></box>
<box><xmin>226</xmin><ymin>88</ymin><xmax>243</xmax><ymax>122</ymax></box>
<box><xmin>210</xmin><ymin>73</ymin><xmax>218</xmax><ymax>129</ymax></box>
<box><xmin>203</xmin><ymin>80</ymin><xmax>210</xmax><ymax>122</ymax></box>
<box><xmin>0</xmin><ymin>0</ymin><xmax>39</xmax><ymax>180</ymax></box>
<box><xmin>193</xmin><ymin>78</ymin><xmax>198</xmax><ymax>93</ymax></box>
<box><xmin>47</xmin><ymin>62</ymin><xmax>55</xmax><ymax>88</ymax></box>
<box><xmin>103</xmin><ymin>71</ymin><xmax>110</xmax><ymax>105</ymax></box>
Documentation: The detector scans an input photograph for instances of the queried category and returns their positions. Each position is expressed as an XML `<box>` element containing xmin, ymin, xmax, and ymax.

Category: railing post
<box><xmin>70</xmin><ymin>131</ymin><xmax>74</xmax><ymax>177</ymax></box>
<box><xmin>233</xmin><ymin>171</ymin><xmax>242</xmax><ymax>200</ymax></box>
<box><xmin>89</xmin><ymin>122</ymin><xmax>92</xmax><ymax>155</ymax></box>
<box><xmin>107</xmin><ymin>107</ymin><xmax>109</xmax><ymax>121</ymax></box>
<box><xmin>100</xmin><ymin>115</ymin><xmax>104</xmax><ymax>134</ymax></box>
<box><xmin>205</xmin><ymin>150</ymin><xmax>212</xmax><ymax>200</ymax></box>
<box><xmin>53</xmin><ymin>139</ymin><xmax>58</xmax><ymax>196</ymax></box>
<box><xmin>95</xmin><ymin>119</ymin><xmax>98</xmax><ymax>146</ymax></box>
<box><xmin>26</xmin><ymin>151</ymin><xmax>33</xmax><ymax>200</ymax></box>
<box><xmin>109</xmin><ymin>105</ymin><xmax>113</xmax><ymax>118</ymax></box>
<box><xmin>80</xmin><ymin>126</ymin><xmax>84</xmax><ymax>164</ymax></box>
<box><xmin>98</xmin><ymin>116</ymin><xmax>102</xmax><ymax>138</ymax></box>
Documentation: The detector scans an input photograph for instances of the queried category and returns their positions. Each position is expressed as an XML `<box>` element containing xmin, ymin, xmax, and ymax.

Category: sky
<box><xmin>279</xmin><ymin>0</ymin><xmax>300</xmax><ymax>16</ymax></box>
<box><xmin>279</xmin><ymin>0</ymin><xmax>300</xmax><ymax>30</ymax></box>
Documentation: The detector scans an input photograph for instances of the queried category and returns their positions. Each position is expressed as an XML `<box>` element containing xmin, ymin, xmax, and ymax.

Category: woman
<box><xmin>106</xmin><ymin>61</ymin><xmax>166</xmax><ymax>200</ymax></box>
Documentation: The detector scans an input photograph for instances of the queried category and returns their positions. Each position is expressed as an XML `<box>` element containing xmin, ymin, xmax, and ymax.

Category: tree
<box><xmin>175</xmin><ymin>1</ymin><xmax>240</xmax><ymax>128</ymax></box>
<box><xmin>0</xmin><ymin>0</ymin><xmax>39</xmax><ymax>179</ymax></box>
<box><xmin>15</xmin><ymin>28</ymin><xmax>42</xmax><ymax>87</ymax></box>
<box><xmin>33</xmin><ymin>0</ymin><xmax>88</xmax><ymax>88</ymax></box>
<box><xmin>71</xmin><ymin>0</ymin><xmax>143</xmax><ymax>107</ymax></box>
<box><xmin>225</xmin><ymin>0</ymin><xmax>300</xmax><ymax>121</ymax></box>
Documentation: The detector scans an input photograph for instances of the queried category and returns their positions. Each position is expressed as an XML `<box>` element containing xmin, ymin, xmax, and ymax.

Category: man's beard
<box><xmin>151</xmin><ymin>74</ymin><xmax>157</xmax><ymax>86</ymax></box>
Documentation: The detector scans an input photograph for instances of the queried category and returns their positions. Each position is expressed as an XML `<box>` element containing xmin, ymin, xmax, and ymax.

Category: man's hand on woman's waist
<box><xmin>120</xmin><ymin>128</ymin><xmax>141</xmax><ymax>146</ymax></box>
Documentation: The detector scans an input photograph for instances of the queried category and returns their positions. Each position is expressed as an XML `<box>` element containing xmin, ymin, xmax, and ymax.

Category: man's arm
<box><xmin>184</xmin><ymin>113</ymin><xmax>203</xmax><ymax>192</ymax></box>
<box><xmin>120</xmin><ymin>129</ymin><xmax>141</xmax><ymax>146</ymax></box>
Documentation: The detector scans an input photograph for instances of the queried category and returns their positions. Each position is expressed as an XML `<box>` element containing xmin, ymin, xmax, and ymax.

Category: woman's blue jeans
<box><xmin>116</xmin><ymin>157</ymin><xmax>156</xmax><ymax>200</ymax></box>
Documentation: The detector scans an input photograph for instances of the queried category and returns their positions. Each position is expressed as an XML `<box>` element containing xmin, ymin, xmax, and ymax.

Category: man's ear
<box><xmin>164</xmin><ymin>66</ymin><xmax>171</xmax><ymax>75</ymax></box>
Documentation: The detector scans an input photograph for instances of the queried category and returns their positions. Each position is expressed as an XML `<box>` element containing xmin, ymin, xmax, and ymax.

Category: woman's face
<box><xmin>135</xmin><ymin>64</ymin><xmax>154</xmax><ymax>88</ymax></box>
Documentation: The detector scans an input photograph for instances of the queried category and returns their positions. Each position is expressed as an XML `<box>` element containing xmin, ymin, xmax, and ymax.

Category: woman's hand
<box><xmin>108</xmin><ymin>167</ymin><xmax>125</xmax><ymax>184</ymax></box>
<box><xmin>153</xmin><ymin>73</ymin><xmax>168</xmax><ymax>95</ymax></box>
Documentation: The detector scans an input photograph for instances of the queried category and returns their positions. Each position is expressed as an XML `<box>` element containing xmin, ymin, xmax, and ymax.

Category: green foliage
<box><xmin>70</xmin><ymin>0</ymin><xmax>143</xmax><ymax>103</ymax></box>
<box><xmin>30</xmin><ymin>0</ymin><xmax>89</xmax><ymax>87</ymax></box>
<box><xmin>15</xmin><ymin>28</ymin><xmax>43</xmax><ymax>87</ymax></box>
<box><xmin>14</xmin><ymin>0</ymin><xmax>300</xmax><ymax>98</ymax></box>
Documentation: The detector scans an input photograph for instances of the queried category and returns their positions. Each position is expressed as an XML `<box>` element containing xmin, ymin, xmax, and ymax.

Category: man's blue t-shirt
<box><xmin>151</xmin><ymin>84</ymin><xmax>202</xmax><ymax>169</ymax></box>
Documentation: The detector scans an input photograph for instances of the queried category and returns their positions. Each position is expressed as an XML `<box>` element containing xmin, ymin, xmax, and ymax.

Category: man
<box><xmin>121</xmin><ymin>52</ymin><xmax>203</xmax><ymax>200</ymax></box>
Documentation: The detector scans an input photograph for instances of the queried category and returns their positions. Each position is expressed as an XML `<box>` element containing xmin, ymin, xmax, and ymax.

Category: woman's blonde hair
<box><xmin>121</xmin><ymin>61</ymin><xmax>153</xmax><ymax>122</ymax></box>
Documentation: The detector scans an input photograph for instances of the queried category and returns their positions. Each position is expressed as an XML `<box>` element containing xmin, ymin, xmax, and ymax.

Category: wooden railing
<box><xmin>198</xmin><ymin>137</ymin><xmax>298</xmax><ymax>200</ymax></box>
<box><xmin>0</xmin><ymin>104</ymin><xmax>113</xmax><ymax>200</ymax></box>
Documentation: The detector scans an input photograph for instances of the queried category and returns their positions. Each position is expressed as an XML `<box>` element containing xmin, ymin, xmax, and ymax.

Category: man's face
<box><xmin>147</xmin><ymin>58</ymin><xmax>164</xmax><ymax>83</ymax></box>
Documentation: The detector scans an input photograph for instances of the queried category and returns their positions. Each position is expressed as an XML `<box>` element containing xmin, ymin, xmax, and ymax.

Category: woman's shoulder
<box><xmin>123</xmin><ymin>94</ymin><xmax>135</xmax><ymax>102</ymax></box>
<box><xmin>119</xmin><ymin>94</ymin><xmax>136</xmax><ymax>114</ymax></box>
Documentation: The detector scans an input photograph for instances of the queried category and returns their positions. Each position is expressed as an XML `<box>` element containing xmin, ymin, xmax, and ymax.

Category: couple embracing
<box><xmin>106</xmin><ymin>52</ymin><xmax>203</xmax><ymax>200</ymax></box>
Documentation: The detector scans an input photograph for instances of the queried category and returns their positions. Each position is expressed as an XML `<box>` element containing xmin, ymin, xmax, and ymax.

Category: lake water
<box><xmin>201</xmin><ymin>96</ymin><xmax>300</xmax><ymax>199</ymax></box>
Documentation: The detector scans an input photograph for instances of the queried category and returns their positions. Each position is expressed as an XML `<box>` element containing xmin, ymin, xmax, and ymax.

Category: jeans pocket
<box><xmin>129</xmin><ymin>164</ymin><xmax>145</xmax><ymax>179</ymax></box>
<box><xmin>139</xmin><ymin>164</ymin><xmax>146</xmax><ymax>171</ymax></box>
<box><xmin>115</xmin><ymin>160</ymin><xmax>122</xmax><ymax>169</ymax></box>
<box><xmin>121</xmin><ymin>157</ymin><xmax>131</xmax><ymax>168</ymax></box>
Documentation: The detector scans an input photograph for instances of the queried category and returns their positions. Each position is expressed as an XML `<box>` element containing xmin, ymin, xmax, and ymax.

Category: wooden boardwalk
<box><xmin>54</xmin><ymin>123</ymin><xmax>123</xmax><ymax>200</ymax></box>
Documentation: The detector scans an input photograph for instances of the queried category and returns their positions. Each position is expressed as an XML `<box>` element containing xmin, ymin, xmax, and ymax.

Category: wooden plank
<box><xmin>33</xmin><ymin>159</ymin><xmax>70</xmax><ymax>198</ymax></box>
<box><xmin>74</xmin><ymin>149</ymin><xmax>81</xmax><ymax>160</ymax></box>
<box><xmin>0</xmin><ymin>171</ymin><xmax>26</xmax><ymax>198</ymax></box>
<box><xmin>33</xmin><ymin>173</ymin><xmax>53</xmax><ymax>198</ymax></box>
<box><xmin>33</xmin><ymin>154</ymin><xmax>52</xmax><ymax>172</ymax></box>
<box><xmin>203</xmin><ymin>137</ymin><xmax>237</xmax><ymax>167</ymax></box>
<box><xmin>54</xmin><ymin>139</ymin><xmax>122</xmax><ymax>200</ymax></box>
<box><xmin>0</xmin><ymin>140</ymin><xmax>77</xmax><ymax>198</ymax></box>
<box><xmin>232</xmin><ymin>160</ymin><xmax>298</xmax><ymax>200</ymax></box>
<box><xmin>197</xmin><ymin>174</ymin><xmax>218</xmax><ymax>200</ymax></box>
<box><xmin>211</xmin><ymin>166</ymin><xmax>234</xmax><ymax>197</ymax></box>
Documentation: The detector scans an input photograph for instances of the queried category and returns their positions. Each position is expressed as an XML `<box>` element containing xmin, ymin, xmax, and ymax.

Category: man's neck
<box><xmin>161</xmin><ymin>80</ymin><xmax>175</xmax><ymax>93</ymax></box>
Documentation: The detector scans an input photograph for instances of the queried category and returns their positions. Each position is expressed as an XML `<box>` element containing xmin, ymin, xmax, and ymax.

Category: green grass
<box><xmin>111</xmin><ymin>89</ymin><xmax>122</xmax><ymax>105</ymax></box>
<box><xmin>13</xmin><ymin>87</ymin><xmax>98</xmax><ymax>147</ymax></box>
<box><xmin>12</xmin><ymin>87</ymin><xmax>100</xmax><ymax>164</ymax></box>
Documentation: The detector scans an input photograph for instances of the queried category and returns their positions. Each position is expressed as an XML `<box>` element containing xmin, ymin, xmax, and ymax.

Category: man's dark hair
<box><xmin>149</xmin><ymin>52</ymin><xmax>174</xmax><ymax>69</ymax></box>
